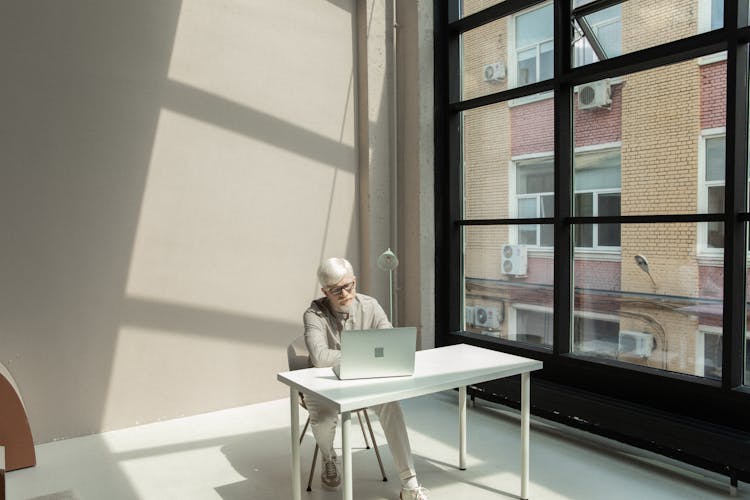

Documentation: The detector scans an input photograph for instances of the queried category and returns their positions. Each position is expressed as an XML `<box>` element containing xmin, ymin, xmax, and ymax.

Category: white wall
<box><xmin>0</xmin><ymin>0</ymin><xmax>360</xmax><ymax>443</ymax></box>
<box><xmin>0</xmin><ymin>0</ymin><xmax>435</xmax><ymax>445</ymax></box>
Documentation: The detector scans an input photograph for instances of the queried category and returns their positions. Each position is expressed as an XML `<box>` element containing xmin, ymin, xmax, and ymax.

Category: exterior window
<box><xmin>574</xmin><ymin>149</ymin><xmax>622</xmax><ymax>249</ymax></box>
<box><xmin>515</xmin><ymin>149</ymin><xmax>621</xmax><ymax>249</ymax></box>
<box><xmin>516</xmin><ymin>159</ymin><xmax>554</xmax><ymax>247</ymax></box>
<box><xmin>699</xmin><ymin>0</ymin><xmax>725</xmax><ymax>32</ymax></box>
<box><xmin>711</xmin><ymin>0</ymin><xmax>723</xmax><ymax>30</ymax></box>
<box><xmin>573</xmin><ymin>2</ymin><xmax>622</xmax><ymax>65</ymax></box>
<box><xmin>698</xmin><ymin>328</ymin><xmax>723</xmax><ymax>379</ymax></box>
<box><xmin>699</xmin><ymin>328</ymin><xmax>750</xmax><ymax>382</ymax></box>
<box><xmin>703</xmin><ymin>135</ymin><xmax>725</xmax><ymax>249</ymax></box>
<box><xmin>512</xmin><ymin>305</ymin><xmax>619</xmax><ymax>354</ymax></box>
<box><xmin>515</xmin><ymin>3</ymin><xmax>553</xmax><ymax>86</ymax></box>
<box><xmin>573</xmin><ymin>315</ymin><xmax>620</xmax><ymax>357</ymax></box>
<box><xmin>514</xmin><ymin>306</ymin><xmax>553</xmax><ymax>345</ymax></box>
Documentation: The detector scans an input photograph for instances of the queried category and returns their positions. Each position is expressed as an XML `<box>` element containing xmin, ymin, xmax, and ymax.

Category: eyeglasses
<box><xmin>325</xmin><ymin>279</ymin><xmax>356</xmax><ymax>296</ymax></box>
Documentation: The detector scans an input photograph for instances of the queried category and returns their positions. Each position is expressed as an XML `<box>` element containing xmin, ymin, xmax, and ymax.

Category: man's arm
<box><xmin>303</xmin><ymin>311</ymin><xmax>341</xmax><ymax>367</ymax></box>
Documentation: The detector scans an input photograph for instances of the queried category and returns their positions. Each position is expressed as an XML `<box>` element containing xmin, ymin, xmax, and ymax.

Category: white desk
<box><xmin>277</xmin><ymin>343</ymin><xmax>543</xmax><ymax>500</ymax></box>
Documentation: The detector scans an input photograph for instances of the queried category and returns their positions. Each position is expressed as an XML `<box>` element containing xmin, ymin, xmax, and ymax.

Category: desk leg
<box><xmin>342</xmin><ymin>411</ymin><xmax>352</xmax><ymax>500</ymax></box>
<box><xmin>290</xmin><ymin>388</ymin><xmax>301</xmax><ymax>500</ymax></box>
<box><xmin>521</xmin><ymin>372</ymin><xmax>530</xmax><ymax>500</ymax></box>
<box><xmin>458</xmin><ymin>385</ymin><xmax>467</xmax><ymax>470</ymax></box>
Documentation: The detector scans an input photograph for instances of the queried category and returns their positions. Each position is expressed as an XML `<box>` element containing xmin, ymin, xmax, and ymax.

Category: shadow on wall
<box><xmin>0</xmin><ymin>0</ymin><xmax>359</xmax><ymax>447</ymax></box>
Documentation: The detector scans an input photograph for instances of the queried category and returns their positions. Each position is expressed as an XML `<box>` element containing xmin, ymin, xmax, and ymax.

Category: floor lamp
<box><xmin>377</xmin><ymin>248</ymin><xmax>399</xmax><ymax>324</ymax></box>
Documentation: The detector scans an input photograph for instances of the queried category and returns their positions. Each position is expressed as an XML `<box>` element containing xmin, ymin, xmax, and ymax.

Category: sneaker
<box><xmin>321</xmin><ymin>457</ymin><xmax>341</xmax><ymax>489</ymax></box>
<box><xmin>400</xmin><ymin>485</ymin><xmax>430</xmax><ymax>500</ymax></box>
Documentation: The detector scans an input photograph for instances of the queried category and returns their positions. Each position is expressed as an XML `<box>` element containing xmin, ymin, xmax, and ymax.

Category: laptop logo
<box><xmin>374</xmin><ymin>347</ymin><xmax>384</xmax><ymax>358</ymax></box>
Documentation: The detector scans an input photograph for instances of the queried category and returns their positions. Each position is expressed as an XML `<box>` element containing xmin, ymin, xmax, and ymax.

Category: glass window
<box><xmin>703</xmin><ymin>134</ymin><xmax>726</xmax><ymax>249</ymax></box>
<box><xmin>514</xmin><ymin>306</ymin><xmax>553</xmax><ymax>345</ymax></box>
<box><xmin>573</xmin><ymin>314</ymin><xmax>620</xmax><ymax>356</ymax></box>
<box><xmin>573</xmin><ymin>222</ymin><xmax>725</xmax><ymax>377</ymax></box>
<box><xmin>515</xmin><ymin>149</ymin><xmax>621</xmax><ymax>249</ymax></box>
<box><xmin>516</xmin><ymin>159</ymin><xmax>554</xmax><ymax>247</ymax></box>
<box><xmin>464</xmin><ymin>225</ymin><xmax>554</xmax><ymax>342</ymax></box>
<box><xmin>699</xmin><ymin>328</ymin><xmax>723</xmax><ymax>380</ymax></box>
<box><xmin>574</xmin><ymin>149</ymin><xmax>622</xmax><ymax>248</ymax></box>
<box><xmin>711</xmin><ymin>0</ymin><xmax>723</xmax><ymax>30</ymax></box>
<box><xmin>573</xmin><ymin>2</ymin><xmax>622</xmax><ymax>66</ymax></box>
<box><xmin>514</xmin><ymin>3</ymin><xmax>553</xmax><ymax>86</ymax></box>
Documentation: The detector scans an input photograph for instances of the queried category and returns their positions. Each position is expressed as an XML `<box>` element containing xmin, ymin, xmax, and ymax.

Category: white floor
<box><xmin>6</xmin><ymin>391</ymin><xmax>748</xmax><ymax>500</ymax></box>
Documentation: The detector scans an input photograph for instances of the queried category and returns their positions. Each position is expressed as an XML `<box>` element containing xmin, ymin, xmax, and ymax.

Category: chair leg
<box><xmin>363</xmin><ymin>409</ymin><xmax>388</xmax><ymax>482</ymax></box>
<box><xmin>356</xmin><ymin>410</ymin><xmax>371</xmax><ymax>449</ymax></box>
<box><xmin>306</xmin><ymin>443</ymin><xmax>319</xmax><ymax>492</ymax></box>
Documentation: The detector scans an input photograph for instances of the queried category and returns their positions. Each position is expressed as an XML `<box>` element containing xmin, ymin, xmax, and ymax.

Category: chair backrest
<box><xmin>287</xmin><ymin>336</ymin><xmax>312</xmax><ymax>408</ymax></box>
<box><xmin>287</xmin><ymin>335</ymin><xmax>312</xmax><ymax>372</ymax></box>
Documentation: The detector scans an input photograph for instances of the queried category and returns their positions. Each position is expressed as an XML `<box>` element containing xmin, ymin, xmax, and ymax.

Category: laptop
<box><xmin>333</xmin><ymin>327</ymin><xmax>417</xmax><ymax>380</ymax></box>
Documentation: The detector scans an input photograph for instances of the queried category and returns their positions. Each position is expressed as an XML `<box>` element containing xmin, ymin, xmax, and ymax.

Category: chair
<box><xmin>286</xmin><ymin>335</ymin><xmax>387</xmax><ymax>491</ymax></box>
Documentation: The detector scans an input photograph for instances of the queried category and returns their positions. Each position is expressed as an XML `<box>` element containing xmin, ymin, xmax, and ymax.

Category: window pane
<box><xmin>516</xmin><ymin>307</ymin><xmax>553</xmax><ymax>345</ymax></box>
<box><xmin>463</xmin><ymin>95</ymin><xmax>554</xmax><ymax>219</ymax></box>
<box><xmin>460</xmin><ymin>3</ymin><xmax>553</xmax><ymax>101</ymax></box>
<box><xmin>517</xmin><ymin>160</ymin><xmax>554</xmax><ymax>194</ymax></box>
<box><xmin>516</xmin><ymin>4</ymin><xmax>553</xmax><ymax>48</ymax></box>
<box><xmin>573</xmin><ymin>53</ymin><xmax>726</xmax><ymax>216</ymax></box>
<box><xmin>518</xmin><ymin>197</ymin><xmax>537</xmax><ymax>217</ymax></box>
<box><xmin>574</xmin><ymin>150</ymin><xmax>621</xmax><ymax>190</ymax></box>
<box><xmin>517</xmin><ymin>48</ymin><xmax>537</xmax><ymax>86</ymax></box>
<box><xmin>707</xmin><ymin>186</ymin><xmax>724</xmax><ymax>248</ymax></box>
<box><xmin>519</xmin><ymin>225</ymin><xmax>538</xmax><ymax>246</ymax></box>
<box><xmin>574</xmin><ymin>315</ymin><xmax>620</xmax><ymax>356</ymax></box>
<box><xmin>711</xmin><ymin>0</ymin><xmax>724</xmax><ymax>31</ymax></box>
<box><xmin>574</xmin><ymin>1</ymin><xmax>711</xmax><ymax>66</ymax></box>
<box><xmin>539</xmin><ymin>40</ymin><xmax>554</xmax><ymax>81</ymax></box>
<box><xmin>462</xmin><ymin>101</ymin><xmax>510</xmax><ymax>219</ymax></box>
<box><xmin>460</xmin><ymin>17</ymin><xmax>508</xmax><ymax>101</ymax></box>
<box><xmin>706</xmin><ymin>136</ymin><xmax>725</xmax><ymax>182</ymax></box>
<box><xmin>573</xmin><ymin>222</ymin><xmax>724</xmax><ymax>379</ymax></box>
<box><xmin>598</xmin><ymin>193</ymin><xmax>622</xmax><ymax>246</ymax></box>
<box><xmin>572</xmin><ymin>4</ymin><xmax>622</xmax><ymax>67</ymax></box>
<box><xmin>464</xmin><ymin>225</ymin><xmax>553</xmax><ymax>345</ymax></box>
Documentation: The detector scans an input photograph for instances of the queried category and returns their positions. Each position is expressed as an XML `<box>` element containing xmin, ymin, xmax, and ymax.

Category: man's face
<box><xmin>322</xmin><ymin>274</ymin><xmax>357</xmax><ymax>312</ymax></box>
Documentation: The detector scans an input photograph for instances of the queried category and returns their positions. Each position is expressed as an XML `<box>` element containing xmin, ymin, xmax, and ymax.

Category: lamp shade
<box><xmin>377</xmin><ymin>248</ymin><xmax>399</xmax><ymax>271</ymax></box>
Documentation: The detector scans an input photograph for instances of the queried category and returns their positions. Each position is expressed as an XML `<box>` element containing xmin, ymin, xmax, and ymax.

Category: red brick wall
<box><xmin>700</xmin><ymin>61</ymin><xmax>726</xmax><ymax>130</ymax></box>
<box><xmin>510</xmin><ymin>83</ymin><xmax>623</xmax><ymax>157</ymax></box>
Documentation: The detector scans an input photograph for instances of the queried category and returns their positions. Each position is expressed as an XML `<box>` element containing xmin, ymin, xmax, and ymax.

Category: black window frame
<box><xmin>435</xmin><ymin>0</ymin><xmax>750</xmax><ymax>484</ymax></box>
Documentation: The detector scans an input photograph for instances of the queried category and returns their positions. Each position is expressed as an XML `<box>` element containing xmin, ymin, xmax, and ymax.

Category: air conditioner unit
<box><xmin>501</xmin><ymin>244</ymin><xmax>528</xmax><ymax>276</ymax></box>
<box><xmin>618</xmin><ymin>330</ymin><xmax>654</xmax><ymax>358</ymax></box>
<box><xmin>483</xmin><ymin>62</ymin><xmax>506</xmax><ymax>82</ymax></box>
<box><xmin>465</xmin><ymin>306</ymin><xmax>476</xmax><ymax>326</ymax></box>
<box><xmin>577</xmin><ymin>80</ymin><xmax>611</xmax><ymax>110</ymax></box>
<box><xmin>475</xmin><ymin>306</ymin><xmax>501</xmax><ymax>330</ymax></box>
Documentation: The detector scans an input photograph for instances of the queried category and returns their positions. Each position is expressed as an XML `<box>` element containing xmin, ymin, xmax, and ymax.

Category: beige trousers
<box><xmin>303</xmin><ymin>394</ymin><xmax>417</xmax><ymax>483</ymax></box>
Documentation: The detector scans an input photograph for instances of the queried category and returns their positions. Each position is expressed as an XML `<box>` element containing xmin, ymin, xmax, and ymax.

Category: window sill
<box><xmin>698</xmin><ymin>52</ymin><xmax>727</xmax><ymax>66</ymax></box>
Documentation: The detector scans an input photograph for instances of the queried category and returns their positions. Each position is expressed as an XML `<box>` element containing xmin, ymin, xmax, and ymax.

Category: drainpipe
<box><xmin>390</xmin><ymin>0</ymin><xmax>399</xmax><ymax>324</ymax></box>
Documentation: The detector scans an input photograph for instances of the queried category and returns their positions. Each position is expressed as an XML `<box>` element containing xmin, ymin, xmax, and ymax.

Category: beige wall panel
<box><xmin>0</xmin><ymin>0</ymin><xmax>359</xmax><ymax>443</ymax></box>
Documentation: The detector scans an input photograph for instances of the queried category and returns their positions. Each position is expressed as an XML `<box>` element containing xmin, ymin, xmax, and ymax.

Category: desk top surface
<box><xmin>277</xmin><ymin>343</ymin><xmax>542</xmax><ymax>412</ymax></box>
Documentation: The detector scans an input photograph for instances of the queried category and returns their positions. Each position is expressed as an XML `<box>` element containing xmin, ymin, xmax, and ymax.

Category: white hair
<box><xmin>317</xmin><ymin>257</ymin><xmax>354</xmax><ymax>287</ymax></box>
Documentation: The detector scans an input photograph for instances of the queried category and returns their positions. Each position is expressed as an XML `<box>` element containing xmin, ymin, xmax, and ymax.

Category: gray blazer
<box><xmin>303</xmin><ymin>293</ymin><xmax>392</xmax><ymax>367</ymax></box>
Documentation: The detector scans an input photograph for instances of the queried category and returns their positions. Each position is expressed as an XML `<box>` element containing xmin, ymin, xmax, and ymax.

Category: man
<box><xmin>303</xmin><ymin>257</ymin><xmax>430</xmax><ymax>500</ymax></box>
